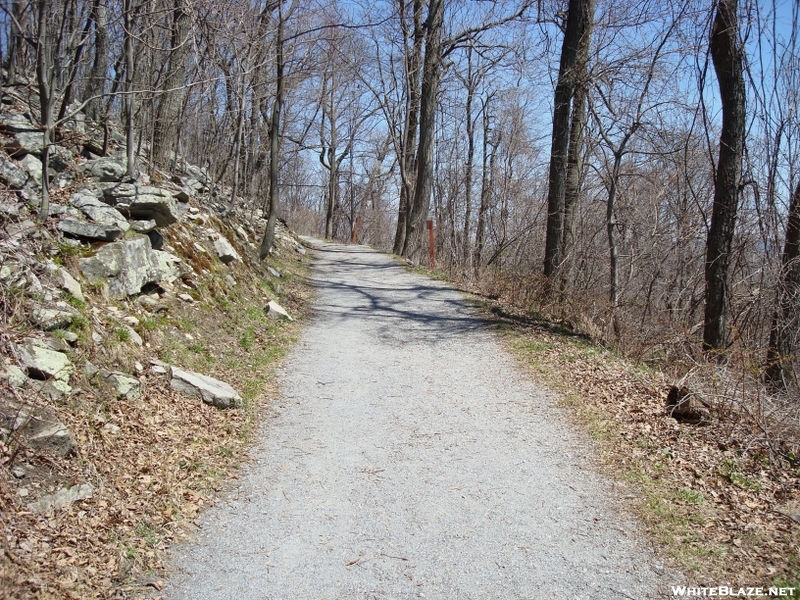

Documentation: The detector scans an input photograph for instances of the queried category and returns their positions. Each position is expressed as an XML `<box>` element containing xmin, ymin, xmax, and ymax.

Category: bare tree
<box><xmin>703</xmin><ymin>0</ymin><xmax>746</xmax><ymax>352</ymax></box>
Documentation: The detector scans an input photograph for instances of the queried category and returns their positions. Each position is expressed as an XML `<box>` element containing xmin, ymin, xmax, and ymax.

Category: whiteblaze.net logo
<box><xmin>672</xmin><ymin>587</ymin><xmax>796</xmax><ymax>597</ymax></box>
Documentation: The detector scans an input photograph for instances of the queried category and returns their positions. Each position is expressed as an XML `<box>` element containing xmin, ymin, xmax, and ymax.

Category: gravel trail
<box><xmin>162</xmin><ymin>240</ymin><xmax>674</xmax><ymax>599</ymax></box>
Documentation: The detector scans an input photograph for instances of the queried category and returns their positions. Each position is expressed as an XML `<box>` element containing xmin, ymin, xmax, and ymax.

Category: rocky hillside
<box><xmin>0</xmin><ymin>93</ymin><xmax>312</xmax><ymax>598</ymax></box>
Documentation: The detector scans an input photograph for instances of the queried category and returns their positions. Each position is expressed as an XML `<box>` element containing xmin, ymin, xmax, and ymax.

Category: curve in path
<box><xmin>162</xmin><ymin>240</ymin><xmax>674</xmax><ymax>600</ymax></box>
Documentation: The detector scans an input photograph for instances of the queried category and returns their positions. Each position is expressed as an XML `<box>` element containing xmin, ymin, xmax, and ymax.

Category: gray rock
<box><xmin>0</xmin><ymin>202</ymin><xmax>21</xmax><ymax>218</ymax></box>
<box><xmin>100</xmin><ymin>183</ymin><xmax>182</xmax><ymax>227</ymax></box>
<box><xmin>123</xmin><ymin>325</ymin><xmax>143</xmax><ymax>346</ymax></box>
<box><xmin>28</xmin><ymin>483</ymin><xmax>93</xmax><ymax>514</ymax></box>
<box><xmin>170</xmin><ymin>366</ymin><xmax>242</xmax><ymax>409</ymax></box>
<box><xmin>78</xmin><ymin>235</ymin><xmax>181</xmax><ymax>297</ymax></box>
<box><xmin>19</xmin><ymin>154</ymin><xmax>42</xmax><ymax>186</ymax></box>
<box><xmin>214</xmin><ymin>237</ymin><xmax>241</xmax><ymax>264</ymax></box>
<box><xmin>0</xmin><ymin>153</ymin><xmax>31</xmax><ymax>188</ymax></box>
<box><xmin>267</xmin><ymin>266</ymin><xmax>281</xmax><ymax>278</ymax></box>
<box><xmin>30</xmin><ymin>378</ymin><xmax>73</xmax><ymax>400</ymax></box>
<box><xmin>17</xmin><ymin>339</ymin><xmax>73</xmax><ymax>382</ymax></box>
<box><xmin>128</xmin><ymin>193</ymin><xmax>181</xmax><ymax>227</ymax></box>
<box><xmin>0</xmin><ymin>113</ymin><xmax>34</xmax><ymax>134</ymax></box>
<box><xmin>31</xmin><ymin>307</ymin><xmax>76</xmax><ymax>331</ymax></box>
<box><xmin>58</xmin><ymin>218</ymin><xmax>124</xmax><ymax>242</ymax></box>
<box><xmin>83</xmin><ymin>156</ymin><xmax>126</xmax><ymax>181</ymax></box>
<box><xmin>62</xmin><ymin>331</ymin><xmax>79</xmax><ymax>344</ymax></box>
<box><xmin>3</xmin><ymin>364</ymin><xmax>27</xmax><ymax>387</ymax></box>
<box><xmin>0</xmin><ymin>399</ymin><xmax>77</xmax><ymax>457</ymax></box>
<box><xmin>265</xmin><ymin>300</ymin><xmax>293</xmax><ymax>321</ymax></box>
<box><xmin>0</xmin><ymin>115</ymin><xmax>42</xmax><ymax>157</ymax></box>
<box><xmin>130</xmin><ymin>219</ymin><xmax>157</xmax><ymax>233</ymax></box>
<box><xmin>104</xmin><ymin>372</ymin><xmax>142</xmax><ymax>399</ymax></box>
<box><xmin>54</xmin><ymin>267</ymin><xmax>84</xmax><ymax>300</ymax></box>
<box><xmin>69</xmin><ymin>190</ymin><xmax>130</xmax><ymax>230</ymax></box>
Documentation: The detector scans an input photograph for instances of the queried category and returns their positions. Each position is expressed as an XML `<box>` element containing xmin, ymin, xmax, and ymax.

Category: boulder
<box><xmin>0</xmin><ymin>399</ymin><xmax>77</xmax><ymax>457</ymax></box>
<box><xmin>78</xmin><ymin>235</ymin><xmax>183</xmax><ymax>298</ymax></box>
<box><xmin>69</xmin><ymin>190</ymin><xmax>130</xmax><ymax>231</ymax></box>
<box><xmin>170</xmin><ymin>366</ymin><xmax>242</xmax><ymax>409</ymax></box>
<box><xmin>31</xmin><ymin>307</ymin><xmax>76</xmax><ymax>331</ymax></box>
<box><xmin>0</xmin><ymin>153</ymin><xmax>31</xmax><ymax>188</ymax></box>
<box><xmin>18</xmin><ymin>154</ymin><xmax>42</xmax><ymax>186</ymax></box>
<box><xmin>2</xmin><ymin>364</ymin><xmax>27</xmax><ymax>387</ymax></box>
<box><xmin>214</xmin><ymin>236</ymin><xmax>241</xmax><ymax>264</ymax></box>
<box><xmin>265</xmin><ymin>300</ymin><xmax>293</xmax><ymax>321</ymax></box>
<box><xmin>53</xmin><ymin>267</ymin><xmax>84</xmax><ymax>300</ymax></box>
<box><xmin>58</xmin><ymin>218</ymin><xmax>124</xmax><ymax>242</ymax></box>
<box><xmin>104</xmin><ymin>372</ymin><xmax>142</xmax><ymax>399</ymax></box>
<box><xmin>83</xmin><ymin>156</ymin><xmax>126</xmax><ymax>181</ymax></box>
<box><xmin>1</xmin><ymin>115</ymin><xmax>44</xmax><ymax>157</ymax></box>
<box><xmin>99</xmin><ymin>183</ymin><xmax>181</xmax><ymax>227</ymax></box>
<box><xmin>28</xmin><ymin>483</ymin><xmax>93</xmax><ymax>514</ymax></box>
<box><xmin>130</xmin><ymin>219</ymin><xmax>157</xmax><ymax>233</ymax></box>
<box><xmin>17</xmin><ymin>338</ymin><xmax>73</xmax><ymax>382</ymax></box>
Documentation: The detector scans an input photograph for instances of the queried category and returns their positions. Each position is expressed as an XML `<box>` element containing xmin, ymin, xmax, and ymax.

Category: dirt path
<box><xmin>162</xmin><ymin>241</ymin><xmax>676</xmax><ymax>599</ymax></box>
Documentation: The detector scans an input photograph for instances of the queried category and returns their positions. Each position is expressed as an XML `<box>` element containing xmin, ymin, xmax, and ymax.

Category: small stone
<box><xmin>214</xmin><ymin>237</ymin><xmax>241</xmax><ymax>264</ymax></box>
<box><xmin>170</xmin><ymin>366</ymin><xmax>242</xmax><ymax>409</ymax></box>
<box><xmin>150</xmin><ymin>365</ymin><xmax>167</xmax><ymax>375</ymax></box>
<box><xmin>104</xmin><ymin>372</ymin><xmax>142</xmax><ymax>400</ymax></box>
<box><xmin>225</xmin><ymin>274</ymin><xmax>237</xmax><ymax>287</ymax></box>
<box><xmin>103</xmin><ymin>423</ymin><xmax>120</xmax><ymax>435</ymax></box>
<box><xmin>4</xmin><ymin>364</ymin><xmax>28</xmax><ymax>387</ymax></box>
<box><xmin>129</xmin><ymin>219</ymin><xmax>157</xmax><ymax>233</ymax></box>
<box><xmin>17</xmin><ymin>339</ymin><xmax>73</xmax><ymax>382</ymax></box>
<box><xmin>54</xmin><ymin>268</ymin><xmax>83</xmax><ymax>301</ymax></box>
<box><xmin>92</xmin><ymin>331</ymin><xmax>103</xmax><ymax>344</ymax></box>
<box><xmin>134</xmin><ymin>362</ymin><xmax>144</xmax><ymax>372</ymax></box>
<box><xmin>178</xmin><ymin>293</ymin><xmax>194</xmax><ymax>302</ymax></box>
<box><xmin>62</xmin><ymin>331</ymin><xmax>79</xmax><ymax>344</ymax></box>
<box><xmin>83</xmin><ymin>361</ymin><xmax>100</xmax><ymax>377</ymax></box>
<box><xmin>264</xmin><ymin>300</ymin><xmax>293</xmax><ymax>321</ymax></box>
<box><xmin>124</xmin><ymin>326</ymin><xmax>143</xmax><ymax>346</ymax></box>
<box><xmin>122</xmin><ymin>316</ymin><xmax>139</xmax><ymax>326</ymax></box>
<box><xmin>31</xmin><ymin>307</ymin><xmax>75</xmax><ymax>331</ymax></box>
<box><xmin>28</xmin><ymin>483</ymin><xmax>94</xmax><ymax>514</ymax></box>
<box><xmin>294</xmin><ymin>245</ymin><xmax>307</xmax><ymax>255</ymax></box>
<box><xmin>18</xmin><ymin>488</ymin><xmax>29</xmax><ymax>497</ymax></box>
<box><xmin>267</xmin><ymin>266</ymin><xmax>281</xmax><ymax>278</ymax></box>
<box><xmin>12</xmin><ymin>466</ymin><xmax>26</xmax><ymax>479</ymax></box>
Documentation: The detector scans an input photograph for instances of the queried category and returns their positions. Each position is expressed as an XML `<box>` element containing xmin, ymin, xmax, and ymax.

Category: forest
<box><xmin>1</xmin><ymin>0</ymin><xmax>798</xmax><ymax>391</ymax></box>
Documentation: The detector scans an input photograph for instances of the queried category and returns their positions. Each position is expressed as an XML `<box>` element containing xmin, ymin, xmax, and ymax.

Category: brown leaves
<box><xmin>491</xmin><ymin>299</ymin><xmax>800</xmax><ymax>586</ymax></box>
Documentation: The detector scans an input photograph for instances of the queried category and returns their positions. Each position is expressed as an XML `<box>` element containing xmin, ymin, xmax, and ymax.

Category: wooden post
<box><xmin>350</xmin><ymin>215</ymin><xmax>361</xmax><ymax>244</ymax></box>
<box><xmin>427</xmin><ymin>219</ymin><xmax>435</xmax><ymax>268</ymax></box>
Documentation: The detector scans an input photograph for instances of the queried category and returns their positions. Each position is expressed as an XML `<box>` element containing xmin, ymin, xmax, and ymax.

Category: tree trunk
<box><xmin>123</xmin><ymin>0</ymin><xmax>136</xmax><ymax>178</ymax></box>
<box><xmin>260</xmin><ymin>1</ymin><xmax>292</xmax><ymax>259</ymax></box>
<box><xmin>152</xmin><ymin>0</ymin><xmax>190</xmax><ymax>167</ymax></box>
<box><xmin>473</xmin><ymin>97</ymin><xmax>493</xmax><ymax>275</ymax></box>
<box><xmin>35</xmin><ymin>0</ymin><xmax>53</xmax><ymax>222</ymax></box>
<box><xmin>543</xmin><ymin>0</ymin><xmax>594</xmax><ymax>282</ymax></box>
<box><xmin>703</xmin><ymin>0</ymin><xmax>746</xmax><ymax>352</ymax></box>
<box><xmin>765</xmin><ymin>180</ymin><xmax>800</xmax><ymax>387</ymax></box>
<box><xmin>404</xmin><ymin>0</ymin><xmax>444</xmax><ymax>262</ymax></box>
<box><xmin>393</xmin><ymin>0</ymin><xmax>424</xmax><ymax>256</ymax></box>
<box><xmin>83</xmin><ymin>0</ymin><xmax>109</xmax><ymax>121</ymax></box>
<box><xmin>462</xmin><ymin>47</ymin><xmax>476</xmax><ymax>270</ymax></box>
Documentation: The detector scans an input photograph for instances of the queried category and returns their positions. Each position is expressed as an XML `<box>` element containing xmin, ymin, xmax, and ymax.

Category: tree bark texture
<box><xmin>404</xmin><ymin>0</ymin><xmax>444</xmax><ymax>262</ymax></box>
<box><xmin>703</xmin><ymin>0</ymin><xmax>746</xmax><ymax>352</ymax></box>
<box><xmin>152</xmin><ymin>0</ymin><xmax>191</xmax><ymax>167</ymax></box>
<box><xmin>766</xmin><ymin>180</ymin><xmax>800</xmax><ymax>387</ymax></box>
<box><xmin>542</xmin><ymin>0</ymin><xmax>594</xmax><ymax>281</ymax></box>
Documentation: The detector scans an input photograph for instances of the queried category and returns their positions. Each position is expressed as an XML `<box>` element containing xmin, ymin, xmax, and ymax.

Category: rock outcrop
<box><xmin>170</xmin><ymin>366</ymin><xmax>242</xmax><ymax>409</ymax></box>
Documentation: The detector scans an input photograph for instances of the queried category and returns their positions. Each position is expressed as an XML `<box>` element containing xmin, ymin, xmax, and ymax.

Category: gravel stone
<box><xmin>163</xmin><ymin>240</ymin><xmax>678</xmax><ymax>599</ymax></box>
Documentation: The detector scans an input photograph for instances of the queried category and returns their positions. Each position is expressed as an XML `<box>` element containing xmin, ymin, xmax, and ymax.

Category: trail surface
<box><xmin>163</xmin><ymin>241</ymin><xmax>674</xmax><ymax>599</ymax></box>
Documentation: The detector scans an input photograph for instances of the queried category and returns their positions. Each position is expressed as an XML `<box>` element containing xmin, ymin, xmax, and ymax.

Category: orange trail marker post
<box><xmin>350</xmin><ymin>216</ymin><xmax>361</xmax><ymax>244</ymax></box>
<box><xmin>427</xmin><ymin>219</ymin><xmax>435</xmax><ymax>268</ymax></box>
